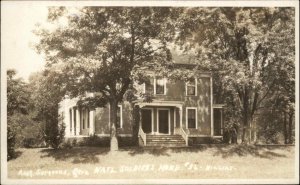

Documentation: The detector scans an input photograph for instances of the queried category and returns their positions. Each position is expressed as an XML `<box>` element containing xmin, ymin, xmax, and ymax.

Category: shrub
<box><xmin>44</xmin><ymin>119</ymin><xmax>65</xmax><ymax>149</ymax></box>
<box><xmin>60</xmin><ymin>140</ymin><xmax>73</xmax><ymax>149</ymax></box>
<box><xmin>78</xmin><ymin>135</ymin><xmax>110</xmax><ymax>147</ymax></box>
<box><xmin>7</xmin><ymin>125</ymin><xmax>16</xmax><ymax>160</ymax></box>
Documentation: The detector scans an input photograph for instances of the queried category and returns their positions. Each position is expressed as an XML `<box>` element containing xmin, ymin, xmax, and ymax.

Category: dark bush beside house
<box><xmin>7</xmin><ymin>125</ymin><xmax>16</xmax><ymax>160</ymax></box>
<box><xmin>223</xmin><ymin>127</ymin><xmax>231</xmax><ymax>144</ymax></box>
<box><xmin>44</xmin><ymin>120</ymin><xmax>66</xmax><ymax>149</ymax></box>
<box><xmin>63</xmin><ymin>135</ymin><xmax>110</xmax><ymax>148</ymax></box>
<box><xmin>61</xmin><ymin>135</ymin><xmax>136</xmax><ymax>148</ymax></box>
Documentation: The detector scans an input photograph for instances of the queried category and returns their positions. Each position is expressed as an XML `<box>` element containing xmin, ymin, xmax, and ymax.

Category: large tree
<box><xmin>7</xmin><ymin>69</ymin><xmax>30</xmax><ymax>116</ymax></box>
<box><xmin>176</xmin><ymin>7</ymin><xmax>295</xmax><ymax>143</ymax></box>
<box><xmin>28</xmin><ymin>70</ymin><xmax>66</xmax><ymax>148</ymax></box>
<box><xmin>35</xmin><ymin>7</ymin><xmax>179</xmax><ymax>150</ymax></box>
<box><xmin>7</xmin><ymin>69</ymin><xmax>30</xmax><ymax>159</ymax></box>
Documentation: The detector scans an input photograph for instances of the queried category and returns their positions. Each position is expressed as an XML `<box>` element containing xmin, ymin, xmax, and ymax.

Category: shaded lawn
<box><xmin>8</xmin><ymin>145</ymin><xmax>295</xmax><ymax>179</ymax></box>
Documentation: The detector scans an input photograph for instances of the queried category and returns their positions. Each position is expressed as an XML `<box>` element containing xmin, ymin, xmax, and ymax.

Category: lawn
<box><xmin>7</xmin><ymin>145</ymin><xmax>295</xmax><ymax>179</ymax></box>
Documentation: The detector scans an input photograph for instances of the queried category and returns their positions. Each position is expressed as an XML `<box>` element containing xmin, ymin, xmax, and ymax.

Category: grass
<box><xmin>7</xmin><ymin>145</ymin><xmax>295</xmax><ymax>179</ymax></box>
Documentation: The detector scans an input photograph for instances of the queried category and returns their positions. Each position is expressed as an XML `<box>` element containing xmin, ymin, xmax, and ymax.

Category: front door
<box><xmin>141</xmin><ymin>109</ymin><xmax>152</xmax><ymax>134</ymax></box>
<box><xmin>158</xmin><ymin>109</ymin><xmax>169</xmax><ymax>134</ymax></box>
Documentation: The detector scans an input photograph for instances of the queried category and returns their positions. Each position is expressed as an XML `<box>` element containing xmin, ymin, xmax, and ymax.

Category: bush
<box><xmin>258</xmin><ymin>127</ymin><xmax>284</xmax><ymax>144</ymax></box>
<box><xmin>78</xmin><ymin>135</ymin><xmax>110</xmax><ymax>147</ymax></box>
<box><xmin>60</xmin><ymin>140</ymin><xmax>73</xmax><ymax>149</ymax></box>
<box><xmin>7</xmin><ymin>125</ymin><xmax>16</xmax><ymax>160</ymax></box>
<box><xmin>7</xmin><ymin>113</ymin><xmax>45</xmax><ymax>148</ymax></box>
<box><xmin>44</xmin><ymin>119</ymin><xmax>65</xmax><ymax>149</ymax></box>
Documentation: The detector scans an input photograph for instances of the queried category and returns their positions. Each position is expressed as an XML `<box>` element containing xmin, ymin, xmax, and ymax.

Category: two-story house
<box><xmin>58</xmin><ymin>63</ymin><xmax>224</xmax><ymax>147</ymax></box>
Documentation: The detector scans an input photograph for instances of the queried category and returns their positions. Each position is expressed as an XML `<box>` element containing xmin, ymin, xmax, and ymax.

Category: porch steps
<box><xmin>146</xmin><ymin>135</ymin><xmax>186</xmax><ymax>147</ymax></box>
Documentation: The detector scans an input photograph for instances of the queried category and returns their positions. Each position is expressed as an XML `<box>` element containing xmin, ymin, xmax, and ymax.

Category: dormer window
<box><xmin>186</xmin><ymin>78</ymin><xmax>197</xmax><ymax>96</ymax></box>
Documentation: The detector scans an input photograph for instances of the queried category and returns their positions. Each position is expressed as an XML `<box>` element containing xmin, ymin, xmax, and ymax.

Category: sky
<box><xmin>2</xmin><ymin>2</ymin><xmax>48</xmax><ymax>81</ymax></box>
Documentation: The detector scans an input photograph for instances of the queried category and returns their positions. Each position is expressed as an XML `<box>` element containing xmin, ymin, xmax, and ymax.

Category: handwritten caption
<box><xmin>18</xmin><ymin>162</ymin><xmax>236</xmax><ymax>178</ymax></box>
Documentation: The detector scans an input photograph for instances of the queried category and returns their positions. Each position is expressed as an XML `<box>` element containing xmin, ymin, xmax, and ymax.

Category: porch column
<box><xmin>179</xmin><ymin>106</ymin><xmax>183</xmax><ymax>128</ymax></box>
<box><xmin>89</xmin><ymin>110</ymin><xmax>95</xmax><ymax>135</ymax></box>
<box><xmin>76</xmin><ymin>108</ymin><xmax>80</xmax><ymax>135</ymax></box>
<box><xmin>71</xmin><ymin>107</ymin><xmax>75</xmax><ymax>136</ymax></box>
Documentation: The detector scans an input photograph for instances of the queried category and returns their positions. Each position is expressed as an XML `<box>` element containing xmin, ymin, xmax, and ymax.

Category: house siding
<box><xmin>95</xmin><ymin>107</ymin><xmax>110</xmax><ymax>135</ymax></box>
<box><xmin>59</xmin><ymin>72</ymin><xmax>221</xmax><ymax>144</ymax></box>
<box><xmin>94</xmin><ymin>102</ymin><xmax>133</xmax><ymax>136</ymax></box>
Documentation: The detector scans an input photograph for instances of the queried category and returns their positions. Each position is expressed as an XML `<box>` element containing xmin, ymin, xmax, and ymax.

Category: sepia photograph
<box><xmin>1</xmin><ymin>0</ymin><xmax>299</xmax><ymax>184</ymax></box>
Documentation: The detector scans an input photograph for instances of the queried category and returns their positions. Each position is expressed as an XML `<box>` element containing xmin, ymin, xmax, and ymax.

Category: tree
<box><xmin>176</xmin><ymin>7</ymin><xmax>295</xmax><ymax>143</ymax></box>
<box><xmin>7</xmin><ymin>69</ymin><xmax>30</xmax><ymax>159</ymax></box>
<box><xmin>28</xmin><ymin>70</ymin><xmax>66</xmax><ymax>149</ymax></box>
<box><xmin>35</xmin><ymin>7</ymin><xmax>179</xmax><ymax>151</ymax></box>
<box><xmin>7</xmin><ymin>69</ymin><xmax>30</xmax><ymax>116</ymax></box>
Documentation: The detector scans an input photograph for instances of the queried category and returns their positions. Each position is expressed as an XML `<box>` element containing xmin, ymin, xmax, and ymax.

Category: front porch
<box><xmin>136</xmin><ymin>101</ymin><xmax>188</xmax><ymax>146</ymax></box>
<box><xmin>136</xmin><ymin>101</ymin><xmax>224</xmax><ymax>147</ymax></box>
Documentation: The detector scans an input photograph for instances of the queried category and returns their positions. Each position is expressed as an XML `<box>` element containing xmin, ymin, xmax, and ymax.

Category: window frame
<box><xmin>186</xmin><ymin>107</ymin><xmax>198</xmax><ymax>129</ymax></box>
<box><xmin>185</xmin><ymin>78</ymin><xmax>197</xmax><ymax>96</ymax></box>
<box><xmin>116</xmin><ymin>104</ymin><xmax>123</xmax><ymax>129</ymax></box>
<box><xmin>143</xmin><ymin>77</ymin><xmax>167</xmax><ymax>95</ymax></box>
<box><xmin>154</xmin><ymin>77</ymin><xmax>167</xmax><ymax>95</ymax></box>
<box><xmin>69</xmin><ymin>108</ymin><xmax>72</xmax><ymax>132</ymax></box>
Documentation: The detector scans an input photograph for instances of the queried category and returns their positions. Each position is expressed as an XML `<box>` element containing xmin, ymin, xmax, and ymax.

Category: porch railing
<box><xmin>138</xmin><ymin>127</ymin><xmax>147</xmax><ymax>146</ymax></box>
<box><xmin>179</xmin><ymin>128</ymin><xmax>189</xmax><ymax>146</ymax></box>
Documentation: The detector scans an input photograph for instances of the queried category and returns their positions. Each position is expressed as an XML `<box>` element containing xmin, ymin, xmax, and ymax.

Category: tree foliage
<box><xmin>7</xmin><ymin>69</ymin><xmax>30</xmax><ymax>116</ymax></box>
<box><xmin>28</xmin><ymin>70</ymin><xmax>66</xmax><ymax>149</ymax></box>
<box><xmin>176</xmin><ymin>7</ymin><xmax>295</xmax><ymax>143</ymax></box>
<box><xmin>35</xmin><ymin>7</ymin><xmax>180</xmax><ymax>150</ymax></box>
<box><xmin>7</xmin><ymin>69</ymin><xmax>31</xmax><ymax>159</ymax></box>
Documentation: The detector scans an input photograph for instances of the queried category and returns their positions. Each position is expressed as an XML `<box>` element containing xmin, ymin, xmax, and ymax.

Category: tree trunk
<box><xmin>132</xmin><ymin>104</ymin><xmax>140</xmax><ymax>146</ymax></box>
<box><xmin>110</xmin><ymin>99</ymin><xmax>118</xmax><ymax>151</ymax></box>
<box><xmin>283</xmin><ymin>112</ymin><xmax>288</xmax><ymax>144</ymax></box>
<box><xmin>253</xmin><ymin>119</ymin><xmax>257</xmax><ymax>144</ymax></box>
<box><xmin>249</xmin><ymin>119</ymin><xmax>252</xmax><ymax>143</ymax></box>
<box><xmin>288</xmin><ymin>112</ymin><xmax>294</xmax><ymax>144</ymax></box>
<box><xmin>241</xmin><ymin>113</ymin><xmax>250</xmax><ymax>144</ymax></box>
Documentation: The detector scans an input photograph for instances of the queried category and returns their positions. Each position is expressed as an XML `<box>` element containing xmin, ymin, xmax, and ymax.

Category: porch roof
<box><xmin>212</xmin><ymin>104</ymin><xmax>226</xmax><ymax>108</ymax></box>
<box><xmin>135</xmin><ymin>100</ymin><xmax>183</xmax><ymax>108</ymax></box>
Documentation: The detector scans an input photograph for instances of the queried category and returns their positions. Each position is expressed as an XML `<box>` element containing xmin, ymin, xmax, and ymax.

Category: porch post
<box><xmin>179</xmin><ymin>106</ymin><xmax>183</xmax><ymax>128</ymax></box>
<box><xmin>76</xmin><ymin>108</ymin><xmax>80</xmax><ymax>135</ymax></box>
<box><xmin>72</xmin><ymin>107</ymin><xmax>75</xmax><ymax>136</ymax></box>
<box><xmin>89</xmin><ymin>110</ymin><xmax>95</xmax><ymax>135</ymax></box>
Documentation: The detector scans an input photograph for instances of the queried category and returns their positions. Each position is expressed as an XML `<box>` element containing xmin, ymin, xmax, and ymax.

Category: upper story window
<box><xmin>186</xmin><ymin>78</ymin><xmax>197</xmax><ymax>96</ymax></box>
<box><xmin>155</xmin><ymin>78</ymin><xmax>166</xmax><ymax>95</ymax></box>
<box><xmin>144</xmin><ymin>78</ymin><xmax>154</xmax><ymax>94</ymax></box>
<box><xmin>143</xmin><ymin>77</ymin><xmax>166</xmax><ymax>95</ymax></box>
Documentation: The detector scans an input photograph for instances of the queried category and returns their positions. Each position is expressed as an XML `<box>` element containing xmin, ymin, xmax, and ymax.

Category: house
<box><xmin>58</xmin><ymin>63</ymin><xmax>224</xmax><ymax>147</ymax></box>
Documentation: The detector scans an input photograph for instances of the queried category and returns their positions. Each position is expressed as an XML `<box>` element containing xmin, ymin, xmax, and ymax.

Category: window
<box><xmin>186</xmin><ymin>108</ymin><xmax>197</xmax><ymax>129</ymax></box>
<box><xmin>80</xmin><ymin>109</ymin><xmax>90</xmax><ymax>129</ymax></box>
<box><xmin>144</xmin><ymin>78</ymin><xmax>154</xmax><ymax>94</ymax></box>
<box><xmin>155</xmin><ymin>78</ymin><xmax>166</xmax><ymax>95</ymax></box>
<box><xmin>116</xmin><ymin>105</ymin><xmax>123</xmax><ymax>129</ymax></box>
<box><xmin>143</xmin><ymin>77</ymin><xmax>166</xmax><ymax>95</ymax></box>
<box><xmin>186</xmin><ymin>78</ymin><xmax>197</xmax><ymax>96</ymax></box>
<box><xmin>81</xmin><ymin>110</ymin><xmax>85</xmax><ymax>129</ymax></box>
<box><xmin>74</xmin><ymin>108</ymin><xmax>77</xmax><ymax>134</ymax></box>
